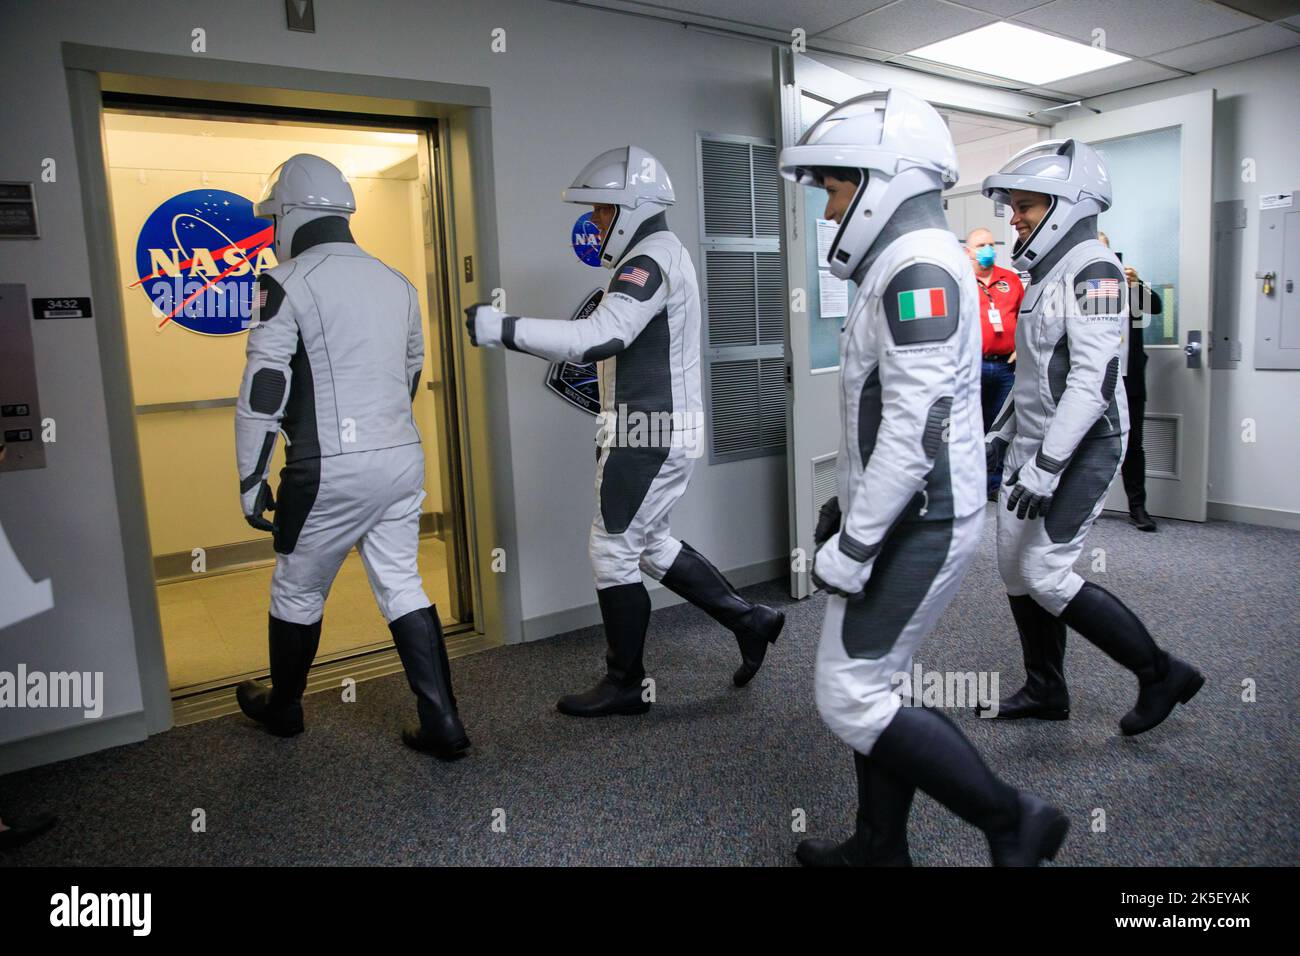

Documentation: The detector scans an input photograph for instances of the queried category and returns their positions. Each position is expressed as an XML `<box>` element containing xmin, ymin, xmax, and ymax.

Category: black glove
<box><xmin>814</xmin><ymin>495</ymin><xmax>841</xmax><ymax>547</ymax></box>
<box><xmin>1004</xmin><ymin>466</ymin><xmax>1053</xmax><ymax>521</ymax></box>
<box><xmin>986</xmin><ymin>436</ymin><xmax>1008</xmax><ymax>473</ymax></box>
<box><xmin>245</xmin><ymin>480</ymin><xmax>276</xmax><ymax>532</ymax></box>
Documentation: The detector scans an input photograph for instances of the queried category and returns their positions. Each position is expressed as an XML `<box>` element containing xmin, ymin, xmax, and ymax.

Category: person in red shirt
<box><xmin>965</xmin><ymin>227</ymin><xmax>1024</xmax><ymax>499</ymax></box>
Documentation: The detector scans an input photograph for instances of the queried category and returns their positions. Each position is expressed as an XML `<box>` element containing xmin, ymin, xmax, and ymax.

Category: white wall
<box><xmin>1086</xmin><ymin>47</ymin><xmax>1300</xmax><ymax>521</ymax></box>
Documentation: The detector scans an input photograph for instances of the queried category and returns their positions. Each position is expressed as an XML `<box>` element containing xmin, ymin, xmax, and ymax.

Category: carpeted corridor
<box><xmin>2</xmin><ymin>509</ymin><xmax>1297</xmax><ymax>866</ymax></box>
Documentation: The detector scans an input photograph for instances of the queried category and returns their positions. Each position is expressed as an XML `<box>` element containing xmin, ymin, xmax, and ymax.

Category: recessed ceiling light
<box><xmin>906</xmin><ymin>22</ymin><xmax>1130</xmax><ymax>86</ymax></box>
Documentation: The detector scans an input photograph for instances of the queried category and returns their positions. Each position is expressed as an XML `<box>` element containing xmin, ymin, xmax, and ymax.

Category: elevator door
<box><xmin>102</xmin><ymin>108</ymin><xmax>469</xmax><ymax>692</ymax></box>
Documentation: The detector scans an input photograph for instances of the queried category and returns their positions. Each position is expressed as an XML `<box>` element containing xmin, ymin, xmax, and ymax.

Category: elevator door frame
<box><xmin>100</xmin><ymin>98</ymin><xmax>475</xmax><ymax>698</ymax></box>
<box><xmin>63</xmin><ymin>44</ymin><xmax>524</xmax><ymax>745</ymax></box>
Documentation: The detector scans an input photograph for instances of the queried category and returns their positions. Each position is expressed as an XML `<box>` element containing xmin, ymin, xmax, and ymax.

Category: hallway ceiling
<box><xmin>555</xmin><ymin>0</ymin><xmax>1300</xmax><ymax>100</ymax></box>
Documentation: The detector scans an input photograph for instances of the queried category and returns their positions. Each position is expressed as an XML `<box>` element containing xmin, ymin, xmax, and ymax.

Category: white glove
<box><xmin>464</xmin><ymin>302</ymin><xmax>505</xmax><ymax>348</ymax></box>
<box><xmin>1005</xmin><ymin>449</ymin><xmax>1063</xmax><ymax>521</ymax></box>
<box><xmin>813</xmin><ymin>532</ymin><xmax>874</xmax><ymax>600</ymax></box>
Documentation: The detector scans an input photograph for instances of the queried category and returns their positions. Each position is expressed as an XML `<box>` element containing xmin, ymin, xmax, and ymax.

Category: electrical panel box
<box><xmin>1254</xmin><ymin>191</ymin><xmax>1300</xmax><ymax>370</ymax></box>
<box><xmin>0</xmin><ymin>283</ymin><xmax>46</xmax><ymax>472</ymax></box>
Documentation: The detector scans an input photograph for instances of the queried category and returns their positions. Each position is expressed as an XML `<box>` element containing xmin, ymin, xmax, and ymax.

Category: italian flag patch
<box><xmin>897</xmin><ymin>287</ymin><xmax>948</xmax><ymax>320</ymax></box>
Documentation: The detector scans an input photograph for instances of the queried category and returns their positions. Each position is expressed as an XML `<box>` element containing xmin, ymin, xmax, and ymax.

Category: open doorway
<box><xmin>100</xmin><ymin>105</ymin><xmax>473</xmax><ymax>697</ymax></box>
<box><xmin>939</xmin><ymin>109</ymin><xmax>1041</xmax><ymax>270</ymax></box>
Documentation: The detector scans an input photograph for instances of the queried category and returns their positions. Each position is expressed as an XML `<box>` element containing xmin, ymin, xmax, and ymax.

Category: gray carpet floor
<box><xmin>3</xmin><ymin>508</ymin><xmax>1297</xmax><ymax>866</ymax></box>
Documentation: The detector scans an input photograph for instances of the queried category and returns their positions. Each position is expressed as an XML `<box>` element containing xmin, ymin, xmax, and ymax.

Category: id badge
<box><xmin>988</xmin><ymin>307</ymin><xmax>1003</xmax><ymax>332</ymax></box>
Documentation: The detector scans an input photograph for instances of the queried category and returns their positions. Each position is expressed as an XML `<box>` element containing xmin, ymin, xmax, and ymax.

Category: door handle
<box><xmin>1184</xmin><ymin>330</ymin><xmax>1203</xmax><ymax>369</ymax></box>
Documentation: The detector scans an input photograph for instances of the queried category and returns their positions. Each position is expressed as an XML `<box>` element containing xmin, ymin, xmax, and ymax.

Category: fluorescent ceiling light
<box><xmin>906</xmin><ymin>22</ymin><xmax>1129</xmax><ymax>86</ymax></box>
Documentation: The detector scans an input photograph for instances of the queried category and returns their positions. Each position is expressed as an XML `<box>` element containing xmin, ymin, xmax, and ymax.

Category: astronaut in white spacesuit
<box><xmin>466</xmin><ymin>145</ymin><xmax>784</xmax><ymax>717</ymax></box>
<box><xmin>234</xmin><ymin>154</ymin><xmax>469</xmax><ymax>758</ymax></box>
<box><xmin>783</xmin><ymin>90</ymin><xmax>1068</xmax><ymax>867</ymax></box>
<box><xmin>980</xmin><ymin>140</ymin><xmax>1203</xmax><ymax>736</ymax></box>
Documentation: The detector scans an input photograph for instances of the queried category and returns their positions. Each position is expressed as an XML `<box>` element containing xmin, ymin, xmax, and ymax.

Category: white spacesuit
<box><xmin>981</xmin><ymin>139</ymin><xmax>1202</xmax><ymax>736</ymax></box>
<box><xmin>233</xmin><ymin>153</ymin><xmax>468</xmax><ymax>757</ymax></box>
<box><xmin>782</xmin><ymin>90</ymin><xmax>1068</xmax><ymax>868</ymax></box>
<box><xmin>466</xmin><ymin>145</ymin><xmax>784</xmax><ymax>716</ymax></box>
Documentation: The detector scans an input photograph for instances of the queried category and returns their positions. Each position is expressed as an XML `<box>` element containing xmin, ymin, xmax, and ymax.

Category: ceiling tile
<box><xmin>1211</xmin><ymin>1</ymin><xmax>1300</xmax><ymax>21</ymax></box>
<box><xmin>1044</xmin><ymin>58</ymin><xmax>1185</xmax><ymax>97</ymax></box>
<box><xmin>809</xmin><ymin>34</ymin><xmax>906</xmax><ymax>63</ymax></box>
<box><xmin>1014</xmin><ymin>0</ymin><xmax>1263</xmax><ymax>56</ymax></box>
<box><xmin>624</xmin><ymin>0</ymin><xmax>893</xmax><ymax>35</ymax></box>
<box><xmin>947</xmin><ymin>0</ymin><xmax>1058</xmax><ymax>14</ymax></box>
<box><xmin>1153</xmin><ymin>22</ymin><xmax>1300</xmax><ymax>70</ymax></box>
<box><xmin>816</xmin><ymin>0</ymin><xmax>997</xmax><ymax>55</ymax></box>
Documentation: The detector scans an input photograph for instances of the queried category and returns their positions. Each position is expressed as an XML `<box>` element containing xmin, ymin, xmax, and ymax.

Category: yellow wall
<box><xmin>104</xmin><ymin>117</ymin><xmax>445</xmax><ymax>557</ymax></box>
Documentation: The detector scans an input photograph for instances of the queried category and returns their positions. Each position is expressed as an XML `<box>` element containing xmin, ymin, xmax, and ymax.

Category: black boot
<box><xmin>660</xmin><ymin>541</ymin><xmax>785</xmax><ymax>687</ymax></box>
<box><xmin>796</xmin><ymin>751</ymin><xmax>915</xmax><ymax>867</ymax></box>
<box><xmin>0</xmin><ymin>812</ymin><xmax>57</xmax><ymax>852</ymax></box>
<box><xmin>236</xmin><ymin>614</ymin><xmax>321</xmax><ymax>737</ymax></box>
<box><xmin>870</xmin><ymin>707</ymin><xmax>1069</xmax><ymax>867</ymax></box>
<box><xmin>1129</xmin><ymin>507</ymin><xmax>1158</xmax><ymax>532</ymax></box>
<box><xmin>557</xmin><ymin>583</ymin><xmax>653</xmax><ymax>717</ymax></box>
<box><xmin>1059</xmin><ymin>582</ymin><xmax>1203</xmax><ymax>736</ymax></box>
<box><xmin>984</xmin><ymin>595</ymin><xmax>1070</xmax><ymax>720</ymax></box>
<box><xmin>389</xmin><ymin>606</ymin><xmax>470</xmax><ymax>759</ymax></box>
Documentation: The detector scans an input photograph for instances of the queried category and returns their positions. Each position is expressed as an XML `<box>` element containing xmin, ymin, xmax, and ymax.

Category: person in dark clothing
<box><xmin>1100</xmin><ymin>231</ymin><xmax>1160</xmax><ymax>532</ymax></box>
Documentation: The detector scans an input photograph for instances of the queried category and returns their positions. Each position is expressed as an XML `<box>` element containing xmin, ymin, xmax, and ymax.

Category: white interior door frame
<box><xmin>1054</xmin><ymin>89</ymin><xmax>1215</xmax><ymax>522</ymax></box>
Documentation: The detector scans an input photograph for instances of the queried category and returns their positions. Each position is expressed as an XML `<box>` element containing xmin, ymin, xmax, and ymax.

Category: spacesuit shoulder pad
<box><xmin>252</xmin><ymin>271</ymin><xmax>289</xmax><ymax>323</ymax></box>
<box><xmin>1072</xmin><ymin>258</ymin><xmax>1125</xmax><ymax>313</ymax></box>
<box><xmin>882</xmin><ymin>261</ymin><xmax>959</xmax><ymax>345</ymax></box>
<box><xmin>607</xmin><ymin>255</ymin><xmax>664</xmax><ymax>303</ymax></box>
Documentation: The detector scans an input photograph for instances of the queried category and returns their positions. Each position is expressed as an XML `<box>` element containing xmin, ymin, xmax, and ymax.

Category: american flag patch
<box><xmin>254</xmin><ymin>283</ymin><xmax>269</xmax><ymax>309</ymax></box>
<box><xmin>617</xmin><ymin>266</ymin><xmax>650</xmax><ymax>287</ymax></box>
<box><xmin>1085</xmin><ymin>278</ymin><xmax>1120</xmax><ymax>299</ymax></box>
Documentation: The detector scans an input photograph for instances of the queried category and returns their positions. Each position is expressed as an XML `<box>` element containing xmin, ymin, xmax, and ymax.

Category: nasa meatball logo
<box><xmin>571</xmin><ymin>212</ymin><xmax>603</xmax><ymax>267</ymax></box>
<box><xmin>131</xmin><ymin>189</ymin><xmax>277</xmax><ymax>335</ymax></box>
<box><xmin>995</xmin><ymin>280</ymin><xmax>1011</xmax><ymax>293</ymax></box>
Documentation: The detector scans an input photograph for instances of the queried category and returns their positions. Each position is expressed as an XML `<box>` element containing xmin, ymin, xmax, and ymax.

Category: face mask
<box><xmin>975</xmin><ymin>245</ymin><xmax>996</xmax><ymax>269</ymax></box>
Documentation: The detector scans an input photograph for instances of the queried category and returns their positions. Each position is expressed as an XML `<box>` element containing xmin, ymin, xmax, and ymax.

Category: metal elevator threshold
<box><xmin>170</xmin><ymin>623</ymin><xmax>498</xmax><ymax>726</ymax></box>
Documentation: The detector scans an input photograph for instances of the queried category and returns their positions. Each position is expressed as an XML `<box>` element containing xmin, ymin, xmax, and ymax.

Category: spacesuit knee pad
<box><xmin>814</xmin><ymin>664</ymin><xmax>903</xmax><ymax>756</ymax></box>
<box><xmin>589</xmin><ymin>530</ymin><xmax>643</xmax><ymax>588</ymax></box>
<box><xmin>637</xmin><ymin>537</ymin><xmax>682</xmax><ymax>582</ymax></box>
<box><xmin>1024</xmin><ymin>568</ymin><xmax>1080</xmax><ymax>617</ymax></box>
<box><xmin>996</xmin><ymin>546</ymin><xmax>1028</xmax><ymax>595</ymax></box>
<box><xmin>269</xmin><ymin>589</ymin><xmax>326</xmax><ymax>626</ymax></box>
<box><xmin>375</xmin><ymin>583</ymin><xmax>431</xmax><ymax>624</ymax></box>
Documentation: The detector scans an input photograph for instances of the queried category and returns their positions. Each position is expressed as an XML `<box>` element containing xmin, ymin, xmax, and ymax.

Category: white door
<box><xmin>1053</xmin><ymin>90</ymin><xmax>1215</xmax><ymax>522</ymax></box>
<box><xmin>774</xmin><ymin>50</ymin><xmax>883</xmax><ymax>598</ymax></box>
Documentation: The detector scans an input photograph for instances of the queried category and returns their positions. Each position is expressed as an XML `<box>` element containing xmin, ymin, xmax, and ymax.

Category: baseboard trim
<box><xmin>0</xmin><ymin>711</ymin><xmax>151</xmax><ymax>777</ymax></box>
<box><xmin>521</xmin><ymin>556</ymin><xmax>786</xmax><ymax>643</ymax></box>
<box><xmin>1206</xmin><ymin>501</ymin><xmax>1300</xmax><ymax>531</ymax></box>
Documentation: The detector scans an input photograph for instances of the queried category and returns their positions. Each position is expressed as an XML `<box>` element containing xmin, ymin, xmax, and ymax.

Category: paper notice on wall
<box><xmin>816</xmin><ymin>218</ymin><xmax>838</xmax><ymax>265</ymax></box>
<box><xmin>1259</xmin><ymin>193</ymin><xmax>1293</xmax><ymax>210</ymax></box>
<box><xmin>819</xmin><ymin>270</ymin><xmax>848</xmax><ymax>318</ymax></box>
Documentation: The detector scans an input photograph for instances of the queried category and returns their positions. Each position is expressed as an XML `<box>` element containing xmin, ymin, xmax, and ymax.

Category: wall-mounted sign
<box><xmin>131</xmin><ymin>189</ymin><xmax>277</xmax><ymax>336</ymax></box>
<box><xmin>32</xmin><ymin>297</ymin><xmax>92</xmax><ymax>320</ymax></box>
<box><xmin>0</xmin><ymin>182</ymin><xmax>39</xmax><ymax>239</ymax></box>
<box><xmin>571</xmin><ymin>212</ymin><xmax>603</xmax><ymax>267</ymax></box>
<box><xmin>544</xmin><ymin>289</ymin><xmax>603</xmax><ymax>416</ymax></box>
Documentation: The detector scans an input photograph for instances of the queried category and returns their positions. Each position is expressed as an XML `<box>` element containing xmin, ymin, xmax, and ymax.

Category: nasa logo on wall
<box><xmin>131</xmin><ymin>189</ymin><xmax>277</xmax><ymax>335</ymax></box>
<box><xmin>571</xmin><ymin>212</ymin><xmax>603</xmax><ymax>267</ymax></box>
<box><xmin>545</xmin><ymin>289</ymin><xmax>604</xmax><ymax>416</ymax></box>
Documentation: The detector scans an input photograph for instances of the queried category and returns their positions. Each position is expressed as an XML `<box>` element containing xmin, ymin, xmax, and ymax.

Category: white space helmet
<box><xmin>256</xmin><ymin>154</ymin><xmax>356</xmax><ymax>258</ymax></box>
<box><xmin>981</xmin><ymin>138</ymin><xmax>1111</xmax><ymax>270</ymax></box>
<box><xmin>779</xmin><ymin>88</ymin><xmax>958</xmax><ymax>280</ymax></box>
<box><xmin>562</xmin><ymin>145</ymin><xmax>675</xmax><ymax>268</ymax></box>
